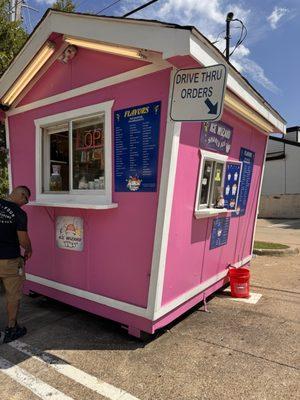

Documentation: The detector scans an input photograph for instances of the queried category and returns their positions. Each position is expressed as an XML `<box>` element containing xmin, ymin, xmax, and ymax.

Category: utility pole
<box><xmin>225</xmin><ymin>12</ymin><xmax>234</xmax><ymax>61</ymax></box>
<box><xmin>9</xmin><ymin>0</ymin><xmax>38</xmax><ymax>23</ymax></box>
<box><xmin>9</xmin><ymin>0</ymin><xmax>23</xmax><ymax>22</ymax></box>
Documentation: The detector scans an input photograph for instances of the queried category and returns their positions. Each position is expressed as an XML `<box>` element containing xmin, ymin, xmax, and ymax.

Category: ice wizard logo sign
<box><xmin>200</xmin><ymin>121</ymin><xmax>233</xmax><ymax>155</ymax></box>
<box><xmin>56</xmin><ymin>216</ymin><xmax>84</xmax><ymax>251</ymax></box>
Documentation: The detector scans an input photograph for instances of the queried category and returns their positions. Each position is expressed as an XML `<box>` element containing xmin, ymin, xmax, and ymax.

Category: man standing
<box><xmin>0</xmin><ymin>186</ymin><xmax>32</xmax><ymax>343</ymax></box>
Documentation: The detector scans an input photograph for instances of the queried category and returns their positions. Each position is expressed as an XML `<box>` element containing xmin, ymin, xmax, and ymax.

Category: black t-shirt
<box><xmin>0</xmin><ymin>199</ymin><xmax>27</xmax><ymax>259</ymax></box>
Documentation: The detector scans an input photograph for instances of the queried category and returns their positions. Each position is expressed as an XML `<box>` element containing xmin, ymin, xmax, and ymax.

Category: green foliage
<box><xmin>0</xmin><ymin>0</ymin><xmax>28</xmax><ymax>77</ymax></box>
<box><xmin>52</xmin><ymin>0</ymin><xmax>76</xmax><ymax>12</ymax></box>
<box><xmin>0</xmin><ymin>0</ymin><xmax>28</xmax><ymax>196</ymax></box>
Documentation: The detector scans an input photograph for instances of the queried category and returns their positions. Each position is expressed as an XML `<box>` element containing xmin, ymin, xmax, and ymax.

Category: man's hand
<box><xmin>17</xmin><ymin>231</ymin><xmax>32</xmax><ymax>260</ymax></box>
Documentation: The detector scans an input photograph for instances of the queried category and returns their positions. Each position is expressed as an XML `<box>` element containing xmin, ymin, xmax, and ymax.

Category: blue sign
<box><xmin>200</xmin><ymin>121</ymin><xmax>233</xmax><ymax>154</ymax></box>
<box><xmin>223</xmin><ymin>162</ymin><xmax>242</xmax><ymax>210</ymax></box>
<box><xmin>114</xmin><ymin>101</ymin><xmax>161</xmax><ymax>192</ymax></box>
<box><xmin>233</xmin><ymin>148</ymin><xmax>255</xmax><ymax>217</ymax></box>
<box><xmin>210</xmin><ymin>217</ymin><xmax>230</xmax><ymax>250</ymax></box>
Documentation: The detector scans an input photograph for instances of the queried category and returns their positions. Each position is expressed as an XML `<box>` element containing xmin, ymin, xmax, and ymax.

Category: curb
<box><xmin>253</xmin><ymin>247</ymin><xmax>299</xmax><ymax>257</ymax></box>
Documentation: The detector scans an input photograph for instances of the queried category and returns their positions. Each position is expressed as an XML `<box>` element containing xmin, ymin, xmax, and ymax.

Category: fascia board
<box><xmin>189</xmin><ymin>36</ymin><xmax>286</xmax><ymax>134</ymax></box>
<box><xmin>50</xmin><ymin>12</ymin><xmax>191</xmax><ymax>59</ymax></box>
<box><xmin>0</xmin><ymin>16</ymin><xmax>52</xmax><ymax>99</ymax></box>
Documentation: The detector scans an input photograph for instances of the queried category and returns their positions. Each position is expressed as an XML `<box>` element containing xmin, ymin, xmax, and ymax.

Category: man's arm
<box><xmin>17</xmin><ymin>231</ymin><xmax>32</xmax><ymax>260</ymax></box>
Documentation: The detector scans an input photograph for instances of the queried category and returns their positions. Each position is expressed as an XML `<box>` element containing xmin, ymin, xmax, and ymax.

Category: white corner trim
<box><xmin>153</xmin><ymin>254</ymin><xmax>251</xmax><ymax>320</ymax></box>
<box><xmin>35</xmin><ymin>100</ymin><xmax>114</xmax><ymax>204</ymax></box>
<box><xmin>189</xmin><ymin>37</ymin><xmax>285</xmax><ymax>133</ymax></box>
<box><xmin>26</xmin><ymin>273</ymin><xmax>150</xmax><ymax>318</ymax></box>
<box><xmin>4</xmin><ymin>118</ymin><xmax>13</xmax><ymax>192</ymax></box>
<box><xmin>250</xmin><ymin>139</ymin><xmax>268</xmax><ymax>255</ymax></box>
<box><xmin>147</xmin><ymin>68</ymin><xmax>181</xmax><ymax>317</ymax></box>
<box><xmin>7</xmin><ymin>64</ymin><xmax>168</xmax><ymax>117</ymax></box>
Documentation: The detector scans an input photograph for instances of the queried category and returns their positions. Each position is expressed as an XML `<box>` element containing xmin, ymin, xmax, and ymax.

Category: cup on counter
<box><xmin>94</xmin><ymin>179</ymin><xmax>100</xmax><ymax>190</ymax></box>
<box><xmin>99</xmin><ymin>176</ymin><xmax>105</xmax><ymax>189</ymax></box>
<box><xmin>88</xmin><ymin>181</ymin><xmax>95</xmax><ymax>190</ymax></box>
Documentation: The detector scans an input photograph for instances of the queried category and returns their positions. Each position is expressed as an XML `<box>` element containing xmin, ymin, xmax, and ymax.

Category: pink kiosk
<box><xmin>0</xmin><ymin>10</ymin><xmax>285</xmax><ymax>338</ymax></box>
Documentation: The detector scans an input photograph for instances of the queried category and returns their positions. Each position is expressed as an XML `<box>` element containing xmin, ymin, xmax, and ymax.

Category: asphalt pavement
<box><xmin>0</xmin><ymin>220</ymin><xmax>299</xmax><ymax>399</ymax></box>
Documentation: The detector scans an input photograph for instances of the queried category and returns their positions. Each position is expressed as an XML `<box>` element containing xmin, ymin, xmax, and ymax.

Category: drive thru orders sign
<box><xmin>170</xmin><ymin>64</ymin><xmax>227</xmax><ymax>122</ymax></box>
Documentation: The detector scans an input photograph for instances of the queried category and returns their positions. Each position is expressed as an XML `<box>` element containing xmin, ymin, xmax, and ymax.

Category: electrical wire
<box><xmin>229</xmin><ymin>18</ymin><xmax>247</xmax><ymax>57</ymax></box>
<box><xmin>96</xmin><ymin>0</ymin><xmax>123</xmax><ymax>15</ymax></box>
<box><xmin>123</xmin><ymin>0</ymin><xmax>160</xmax><ymax>17</ymax></box>
<box><xmin>211</xmin><ymin>25</ymin><xmax>242</xmax><ymax>45</ymax></box>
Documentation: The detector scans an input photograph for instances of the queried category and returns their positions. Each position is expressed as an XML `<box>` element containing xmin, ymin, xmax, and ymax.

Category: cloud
<box><xmin>267</xmin><ymin>6</ymin><xmax>289</xmax><ymax>29</ymax></box>
<box><xmin>35</xmin><ymin>0</ymin><xmax>55</xmax><ymax>5</ymax></box>
<box><xmin>99</xmin><ymin>0</ymin><xmax>280</xmax><ymax>93</ymax></box>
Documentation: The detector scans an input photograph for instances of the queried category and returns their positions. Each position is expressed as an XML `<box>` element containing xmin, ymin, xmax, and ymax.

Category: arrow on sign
<box><xmin>205</xmin><ymin>98</ymin><xmax>218</xmax><ymax>114</ymax></box>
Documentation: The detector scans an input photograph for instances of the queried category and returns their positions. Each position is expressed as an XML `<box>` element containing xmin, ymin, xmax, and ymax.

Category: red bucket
<box><xmin>229</xmin><ymin>268</ymin><xmax>250</xmax><ymax>298</ymax></box>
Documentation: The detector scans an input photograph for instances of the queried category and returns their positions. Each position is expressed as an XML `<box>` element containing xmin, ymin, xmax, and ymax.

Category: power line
<box><xmin>229</xmin><ymin>19</ymin><xmax>247</xmax><ymax>57</ymax></box>
<box><xmin>122</xmin><ymin>0</ymin><xmax>160</xmax><ymax>18</ymax></box>
<box><xmin>96</xmin><ymin>0</ymin><xmax>123</xmax><ymax>15</ymax></box>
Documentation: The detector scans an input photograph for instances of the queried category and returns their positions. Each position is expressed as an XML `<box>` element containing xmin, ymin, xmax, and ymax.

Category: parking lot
<box><xmin>0</xmin><ymin>220</ymin><xmax>299</xmax><ymax>400</ymax></box>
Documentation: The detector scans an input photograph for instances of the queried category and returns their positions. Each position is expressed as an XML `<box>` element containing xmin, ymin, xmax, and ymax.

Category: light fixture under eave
<box><xmin>64</xmin><ymin>36</ymin><xmax>146</xmax><ymax>60</ymax></box>
<box><xmin>2</xmin><ymin>42</ymin><xmax>56</xmax><ymax>106</ymax></box>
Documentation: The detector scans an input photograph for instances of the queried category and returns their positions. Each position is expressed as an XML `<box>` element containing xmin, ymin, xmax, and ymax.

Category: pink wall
<box><xmin>8</xmin><ymin>49</ymin><xmax>172</xmax><ymax>309</ymax></box>
<box><xmin>161</xmin><ymin>109</ymin><xmax>267</xmax><ymax>306</ymax></box>
<box><xmin>18</xmin><ymin>47</ymin><xmax>149</xmax><ymax>107</ymax></box>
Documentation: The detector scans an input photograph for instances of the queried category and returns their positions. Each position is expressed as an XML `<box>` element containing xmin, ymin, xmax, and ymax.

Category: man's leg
<box><xmin>6</xmin><ymin>300</ymin><xmax>20</xmax><ymax>328</ymax></box>
<box><xmin>1</xmin><ymin>258</ymin><xmax>26</xmax><ymax>343</ymax></box>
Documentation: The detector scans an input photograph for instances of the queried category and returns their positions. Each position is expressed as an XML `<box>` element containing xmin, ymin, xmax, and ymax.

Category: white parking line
<box><xmin>9</xmin><ymin>340</ymin><xmax>140</xmax><ymax>400</ymax></box>
<box><xmin>0</xmin><ymin>355</ymin><xmax>74</xmax><ymax>400</ymax></box>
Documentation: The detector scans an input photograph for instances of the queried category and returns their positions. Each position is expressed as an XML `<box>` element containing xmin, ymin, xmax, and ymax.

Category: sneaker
<box><xmin>2</xmin><ymin>324</ymin><xmax>27</xmax><ymax>344</ymax></box>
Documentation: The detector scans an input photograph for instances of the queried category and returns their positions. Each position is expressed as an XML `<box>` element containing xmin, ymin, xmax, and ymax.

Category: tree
<box><xmin>0</xmin><ymin>0</ymin><xmax>28</xmax><ymax>196</ymax></box>
<box><xmin>52</xmin><ymin>0</ymin><xmax>76</xmax><ymax>12</ymax></box>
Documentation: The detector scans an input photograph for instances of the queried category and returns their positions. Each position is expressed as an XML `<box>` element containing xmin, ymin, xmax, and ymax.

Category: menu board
<box><xmin>200</xmin><ymin>121</ymin><xmax>233</xmax><ymax>155</ymax></box>
<box><xmin>114</xmin><ymin>101</ymin><xmax>161</xmax><ymax>192</ymax></box>
<box><xmin>223</xmin><ymin>162</ymin><xmax>242</xmax><ymax>210</ymax></box>
<box><xmin>233</xmin><ymin>148</ymin><xmax>255</xmax><ymax>217</ymax></box>
<box><xmin>210</xmin><ymin>217</ymin><xmax>230</xmax><ymax>250</ymax></box>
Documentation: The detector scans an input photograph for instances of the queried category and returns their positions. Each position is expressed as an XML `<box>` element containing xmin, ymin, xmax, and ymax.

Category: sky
<box><xmin>20</xmin><ymin>0</ymin><xmax>300</xmax><ymax>129</ymax></box>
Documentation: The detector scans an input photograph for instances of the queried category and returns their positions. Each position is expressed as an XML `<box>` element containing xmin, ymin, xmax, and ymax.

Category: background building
<box><xmin>260</xmin><ymin>126</ymin><xmax>300</xmax><ymax>218</ymax></box>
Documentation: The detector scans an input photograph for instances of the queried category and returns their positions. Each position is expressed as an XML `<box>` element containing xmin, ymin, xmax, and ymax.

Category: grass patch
<box><xmin>254</xmin><ymin>241</ymin><xmax>289</xmax><ymax>250</ymax></box>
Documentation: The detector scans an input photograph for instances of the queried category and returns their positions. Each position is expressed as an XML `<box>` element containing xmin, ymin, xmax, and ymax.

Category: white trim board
<box><xmin>25</xmin><ymin>257</ymin><xmax>250</xmax><ymax>322</ymax></box>
<box><xmin>7</xmin><ymin>64</ymin><xmax>169</xmax><ymax>117</ymax></box>
<box><xmin>4</xmin><ymin>118</ymin><xmax>13</xmax><ymax>192</ymax></box>
<box><xmin>147</xmin><ymin>67</ymin><xmax>181</xmax><ymax>316</ymax></box>
<box><xmin>153</xmin><ymin>254</ymin><xmax>251</xmax><ymax>320</ymax></box>
<box><xmin>26</xmin><ymin>273</ymin><xmax>150</xmax><ymax>318</ymax></box>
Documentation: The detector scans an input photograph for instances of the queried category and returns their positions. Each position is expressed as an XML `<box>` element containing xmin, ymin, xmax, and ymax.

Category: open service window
<box><xmin>194</xmin><ymin>150</ymin><xmax>242</xmax><ymax>218</ymax></box>
<box><xmin>33</xmin><ymin>101</ymin><xmax>116</xmax><ymax>209</ymax></box>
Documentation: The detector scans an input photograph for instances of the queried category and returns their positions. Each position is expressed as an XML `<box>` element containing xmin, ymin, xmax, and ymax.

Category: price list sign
<box><xmin>233</xmin><ymin>148</ymin><xmax>255</xmax><ymax>217</ymax></box>
<box><xmin>114</xmin><ymin>102</ymin><xmax>161</xmax><ymax>192</ymax></box>
<box><xmin>210</xmin><ymin>217</ymin><xmax>230</xmax><ymax>250</ymax></box>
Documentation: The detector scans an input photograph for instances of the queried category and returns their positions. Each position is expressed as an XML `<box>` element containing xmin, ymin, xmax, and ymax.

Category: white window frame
<box><xmin>194</xmin><ymin>150</ymin><xmax>228</xmax><ymax>219</ymax></box>
<box><xmin>34</xmin><ymin>101</ymin><xmax>114</xmax><ymax>207</ymax></box>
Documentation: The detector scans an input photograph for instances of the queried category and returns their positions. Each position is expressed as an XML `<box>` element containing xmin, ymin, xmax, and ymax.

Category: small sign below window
<box><xmin>56</xmin><ymin>216</ymin><xmax>84</xmax><ymax>251</ymax></box>
<box><xmin>200</xmin><ymin>121</ymin><xmax>233</xmax><ymax>155</ymax></box>
<box><xmin>210</xmin><ymin>217</ymin><xmax>230</xmax><ymax>249</ymax></box>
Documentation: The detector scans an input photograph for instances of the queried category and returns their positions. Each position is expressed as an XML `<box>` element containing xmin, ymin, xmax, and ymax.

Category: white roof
<box><xmin>0</xmin><ymin>9</ymin><xmax>285</xmax><ymax>133</ymax></box>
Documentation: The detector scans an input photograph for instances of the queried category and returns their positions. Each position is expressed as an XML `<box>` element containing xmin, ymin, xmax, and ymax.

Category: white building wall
<box><xmin>286</xmin><ymin>145</ymin><xmax>300</xmax><ymax>194</ymax></box>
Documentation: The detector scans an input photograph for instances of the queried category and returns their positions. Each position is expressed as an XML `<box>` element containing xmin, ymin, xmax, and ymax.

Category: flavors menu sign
<box><xmin>114</xmin><ymin>102</ymin><xmax>161</xmax><ymax>192</ymax></box>
<box><xmin>200</xmin><ymin>121</ymin><xmax>233</xmax><ymax>154</ymax></box>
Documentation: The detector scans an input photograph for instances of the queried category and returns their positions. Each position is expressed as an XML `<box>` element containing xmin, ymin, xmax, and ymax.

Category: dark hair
<box><xmin>16</xmin><ymin>186</ymin><xmax>31</xmax><ymax>197</ymax></box>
